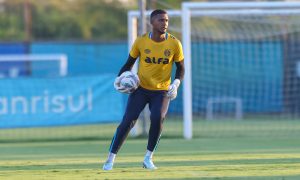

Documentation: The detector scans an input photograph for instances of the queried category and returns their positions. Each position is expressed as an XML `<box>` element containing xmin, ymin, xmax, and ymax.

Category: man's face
<box><xmin>151</xmin><ymin>13</ymin><xmax>168</xmax><ymax>34</ymax></box>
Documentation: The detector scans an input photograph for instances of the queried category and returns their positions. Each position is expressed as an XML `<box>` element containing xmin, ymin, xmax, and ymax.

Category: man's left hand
<box><xmin>167</xmin><ymin>79</ymin><xmax>180</xmax><ymax>100</ymax></box>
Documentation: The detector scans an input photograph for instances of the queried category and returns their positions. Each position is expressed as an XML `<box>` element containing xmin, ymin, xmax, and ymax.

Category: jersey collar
<box><xmin>149</xmin><ymin>32</ymin><xmax>168</xmax><ymax>40</ymax></box>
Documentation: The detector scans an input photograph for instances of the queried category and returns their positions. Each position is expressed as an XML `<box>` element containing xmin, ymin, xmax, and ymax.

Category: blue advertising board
<box><xmin>0</xmin><ymin>74</ymin><xmax>124</xmax><ymax>128</ymax></box>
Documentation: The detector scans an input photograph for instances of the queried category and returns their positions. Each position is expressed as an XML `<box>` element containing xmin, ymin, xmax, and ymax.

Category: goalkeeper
<box><xmin>103</xmin><ymin>9</ymin><xmax>185</xmax><ymax>170</ymax></box>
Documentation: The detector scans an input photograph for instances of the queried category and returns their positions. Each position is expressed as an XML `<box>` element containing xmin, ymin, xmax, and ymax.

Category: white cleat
<box><xmin>103</xmin><ymin>161</ymin><xmax>114</xmax><ymax>171</ymax></box>
<box><xmin>143</xmin><ymin>156</ymin><xmax>158</xmax><ymax>170</ymax></box>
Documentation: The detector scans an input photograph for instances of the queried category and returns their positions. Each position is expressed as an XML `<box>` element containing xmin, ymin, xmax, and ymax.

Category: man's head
<box><xmin>150</xmin><ymin>9</ymin><xmax>168</xmax><ymax>34</ymax></box>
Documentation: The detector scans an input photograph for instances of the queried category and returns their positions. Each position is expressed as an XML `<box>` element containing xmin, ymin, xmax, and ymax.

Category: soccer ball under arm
<box><xmin>114</xmin><ymin>71</ymin><xmax>140</xmax><ymax>93</ymax></box>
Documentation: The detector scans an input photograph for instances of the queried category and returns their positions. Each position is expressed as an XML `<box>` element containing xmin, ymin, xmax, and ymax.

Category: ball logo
<box><xmin>144</xmin><ymin>49</ymin><xmax>151</xmax><ymax>54</ymax></box>
<box><xmin>164</xmin><ymin>49</ymin><xmax>171</xmax><ymax>57</ymax></box>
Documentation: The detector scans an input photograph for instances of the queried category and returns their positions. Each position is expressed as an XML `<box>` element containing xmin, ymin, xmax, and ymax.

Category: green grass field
<box><xmin>1</xmin><ymin>119</ymin><xmax>300</xmax><ymax>179</ymax></box>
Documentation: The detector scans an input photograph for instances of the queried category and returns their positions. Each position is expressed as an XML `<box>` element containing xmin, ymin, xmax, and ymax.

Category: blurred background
<box><xmin>1</xmin><ymin>1</ymin><xmax>300</xmax><ymax>179</ymax></box>
<box><xmin>1</xmin><ymin>0</ymin><xmax>300</xmax><ymax>142</ymax></box>
<box><xmin>0</xmin><ymin>0</ymin><xmax>188</xmax><ymax>142</ymax></box>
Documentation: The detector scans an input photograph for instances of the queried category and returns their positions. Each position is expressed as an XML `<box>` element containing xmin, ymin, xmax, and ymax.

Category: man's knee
<box><xmin>119</xmin><ymin>117</ymin><xmax>137</xmax><ymax>131</ymax></box>
<box><xmin>150</xmin><ymin>113</ymin><xmax>165</xmax><ymax>125</ymax></box>
<box><xmin>123</xmin><ymin>111</ymin><xmax>140</xmax><ymax>123</ymax></box>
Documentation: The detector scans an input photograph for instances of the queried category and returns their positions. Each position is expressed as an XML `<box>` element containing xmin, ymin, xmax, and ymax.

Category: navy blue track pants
<box><xmin>109</xmin><ymin>87</ymin><xmax>170</xmax><ymax>154</ymax></box>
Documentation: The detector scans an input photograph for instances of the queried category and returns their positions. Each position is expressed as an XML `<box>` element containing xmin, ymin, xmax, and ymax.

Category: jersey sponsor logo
<box><xmin>145</xmin><ymin>56</ymin><xmax>169</xmax><ymax>64</ymax></box>
<box><xmin>144</xmin><ymin>49</ymin><xmax>151</xmax><ymax>54</ymax></box>
<box><xmin>164</xmin><ymin>49</ymin><xmax>171</xmax><ymax>57</ymax></box>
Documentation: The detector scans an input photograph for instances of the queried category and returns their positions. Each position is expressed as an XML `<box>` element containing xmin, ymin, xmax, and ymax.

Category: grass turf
<box><xmin>1</xmin><ymin>119</ymin><xmax>300</xmax><ymax>179</ymax></box>
<box><xmin>1</xmin><ymin>136</ymin><xmax>300</xmax><ymax>179</ymax></box>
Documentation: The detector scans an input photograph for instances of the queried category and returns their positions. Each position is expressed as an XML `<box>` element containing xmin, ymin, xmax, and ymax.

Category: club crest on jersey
<box><xmin>164</xmin><ymin>49</ymin><xmax>171</xmax><ymax>57</ymax></box>
<box><xmin>145</xmin><ymin>56</ymin><xmax>169</xmax><ymax>64</ymax></box>
<box><xmin>144</xmin><ymin>49</ymin><xmax>151</xmax><ymax>54</ymax></box>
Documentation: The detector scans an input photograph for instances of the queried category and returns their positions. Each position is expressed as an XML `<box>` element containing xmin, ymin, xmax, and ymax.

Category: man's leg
<box><xmin>103</xmin><ymin>88</ymin><xmax>148</xmax><ymax>170</ymax></box>
<box><xmin>143</xmin><ymin>91</ymin><xmax>169</xmax><ymax>169</ymax></box>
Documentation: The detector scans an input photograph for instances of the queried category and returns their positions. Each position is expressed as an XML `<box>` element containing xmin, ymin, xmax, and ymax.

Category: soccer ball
<box><xmin>119</xmin><ymin>71</ymin><xmax>140</xmax><ymax>93</ymax></box>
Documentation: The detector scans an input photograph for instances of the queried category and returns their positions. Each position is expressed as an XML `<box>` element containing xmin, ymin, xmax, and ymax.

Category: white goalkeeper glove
<box><xmin>167</xmin><ymin>79</ymin><xmax>180</xmax><ymax>100</ymax></box>
<box><xmin>114</xmin><ymin>76</ymin><xmax>130</xmax><ymax>94</ymax></box>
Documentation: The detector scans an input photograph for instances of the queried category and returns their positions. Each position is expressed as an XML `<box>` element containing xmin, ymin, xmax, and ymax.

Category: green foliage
<box><xmin>0</xmin><ymin>1</ymin><xmax>24</xmax><ymax>40</ymax></box>
<box><xmin>0</xmin><ymin>0</ymin><xmax>209</xmax><ymax>41</ymax></box>
<box><xmin>148</xmin><ymin>0</ymin><xmax>207</xmax><ymax>9</ymax></box>
<box><xmin>0</xmin><ymin>0</ymin><xmax>216</xmax><ymax>41</ymax></box>
<box><xmin>0</xmin><ymin>0</ymin><xmax>128</xmax><ymax>41</ymax></box>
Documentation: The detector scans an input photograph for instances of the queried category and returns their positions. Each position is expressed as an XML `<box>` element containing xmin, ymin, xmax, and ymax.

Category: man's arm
<box><xmin>175</xmin><ymin>60</ymin><xmax>185</xmax><ymax>81</ymax></box>
<box><xmin>117</xmin><ymin>55</ymin><xmax>137</xmax><ymax>76</ymax></box>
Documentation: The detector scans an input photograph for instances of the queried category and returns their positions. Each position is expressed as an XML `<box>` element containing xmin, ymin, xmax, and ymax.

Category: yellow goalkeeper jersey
<box><xmin>129</xmin><ymin>32</ymin><xmax>184</xmax><ymax>91</ymax></box>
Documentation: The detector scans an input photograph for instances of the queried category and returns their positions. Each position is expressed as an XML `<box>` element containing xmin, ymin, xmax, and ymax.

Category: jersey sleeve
<box><xmin>174</xmin><ymin>40</ymin><xmax>184</xmax><ymax>62</ymax></box>
<box><xmin>129</xmin><ymin>38</ymin><xmax>140</xmax><ymax>58</ymax></box>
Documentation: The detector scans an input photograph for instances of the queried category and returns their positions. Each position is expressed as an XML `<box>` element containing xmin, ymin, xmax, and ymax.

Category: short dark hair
<box><xmin>150</xmin><ymin>9</ymin><xmax>167</xmax><ymax>21</ymax></box>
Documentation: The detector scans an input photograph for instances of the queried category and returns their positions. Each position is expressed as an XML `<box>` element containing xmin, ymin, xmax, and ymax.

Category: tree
<box><xmin>0</xmin><ymin>0</ymin><xmax>24</xmax><ymax>41</ymax></box>
<box><xmin>0</xmin><ymin>0</ymin><xmax>129</xmax><ymax>41</ymax></box>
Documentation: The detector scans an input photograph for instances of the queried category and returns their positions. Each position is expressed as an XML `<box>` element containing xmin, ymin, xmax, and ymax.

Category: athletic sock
<box><xmin>145</xmin><ymin>150</ymin><xmax>153</xmax><ymax>159</ymax></box>
<box><xmin>106</xmin><ymin>152</ymin><xmax>116</xmax><ymax>163</ymax></box>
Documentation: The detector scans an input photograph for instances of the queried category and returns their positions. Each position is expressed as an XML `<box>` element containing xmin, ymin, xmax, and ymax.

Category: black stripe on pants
<box><xmin>109</xmin><ymin>87</ymin><xmax>170</xmax><ymax>154</ymax></box>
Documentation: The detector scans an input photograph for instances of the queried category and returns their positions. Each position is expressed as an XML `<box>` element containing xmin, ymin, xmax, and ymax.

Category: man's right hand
<box><xmin>114</xmin><ymin>76</ymin><xmax>130</xmax><ymax>93</ymax></box>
